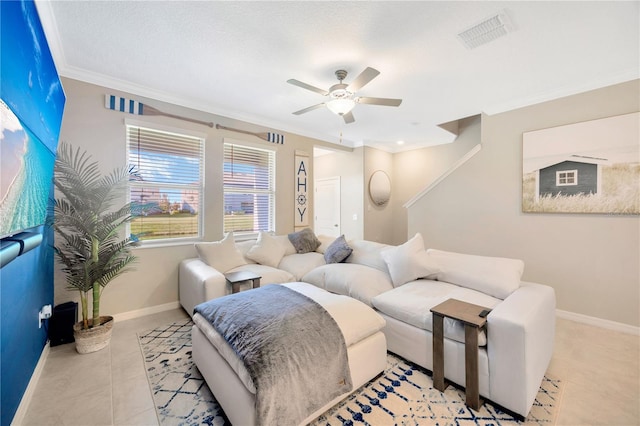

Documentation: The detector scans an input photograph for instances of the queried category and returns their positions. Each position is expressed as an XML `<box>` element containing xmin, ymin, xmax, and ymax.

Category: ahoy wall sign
<box><xmin>295</xmin><ymin>151</ymin><xmax>310</xmax><ymax>227</ymax></box>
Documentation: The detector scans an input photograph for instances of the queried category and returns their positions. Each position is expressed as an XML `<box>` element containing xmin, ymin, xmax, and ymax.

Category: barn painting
<box><xmin>523</xmin><ymin>112</ymin><xmax>639</xmax><ymax>214</ymax></box>
<box><xmin>535</xmin><ymin>157</ymin><xmax>606</xmax><ymax>201</ymax></box>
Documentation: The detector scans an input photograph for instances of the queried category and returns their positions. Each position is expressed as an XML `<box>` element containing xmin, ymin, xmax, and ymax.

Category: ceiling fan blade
<box><xmin>292</xmin><ymin>103</ymin><xmax>326</xmax><ymax>115</ymax></box>
<box><xmin>357</xmin><ymin>97</ymin><xmax>402</xmax><ymax>107</ymax></box>
<box><xmin>287</xmin><ymin>79</ymin><xmax>329</xmax><ymax>96</ymax></box>
<box><xmin>347</xmin><ymin>67</ymin><xmax>380</xmax><ymax>92</ymax></box>
<box><xmin>342</xmin><ymin>111</ymin><xmax>355</xmax><ymax>124</ymax></box>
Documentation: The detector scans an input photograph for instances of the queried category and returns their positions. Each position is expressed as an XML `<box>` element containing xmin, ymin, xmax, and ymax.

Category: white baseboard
<box><xmin>113</xmin><ymin>301</ymin><xmax>182</xmax><ymax>322</ymax></box>
<box><xmin>11</xmin><ymin>342</ymin><xmax>50</xmax><ymax>426</ymax></box>
<box><xmin>556</xmin><ymin>309</ymin><xmax>640</xmax><ymax>335</ymax></box>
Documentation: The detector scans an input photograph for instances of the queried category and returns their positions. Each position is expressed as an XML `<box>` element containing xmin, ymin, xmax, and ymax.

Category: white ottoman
<box><xmin>192</xmin><ymin>282</ymin><xmax>387</xmax><ymax>426</ymax></box>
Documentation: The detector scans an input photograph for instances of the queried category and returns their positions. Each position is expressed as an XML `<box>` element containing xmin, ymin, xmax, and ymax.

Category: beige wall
<box><xmin>407</xmin><ymin>80</ymin><xmax>639</xmax><ymax>327</ymax></box>
<box><xmin>363</xmin><ymin>147</ymin><xmax>394</xmax><ymax>243</ymax></box>
<box><xmin>57</xmin><ymin>77</ymin><xmax>639</xmax><ymax>326</ymax></box>
<box><xmin>392</xmin><ymin>116</ymin><xmax>482</xmax><ymax>245</ymax></box>
<box><xmin>314</xmin><ymin>147</ymin><xmax>364</xmax><ymax>240</ymax></box>
<box><xmin>55</xmin><ymin>77</ymin><xmax>327</xmax><ymax>314</ymax></box>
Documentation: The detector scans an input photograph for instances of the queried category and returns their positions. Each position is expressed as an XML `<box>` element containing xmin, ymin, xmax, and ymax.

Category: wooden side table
<box><xmin>224</xmin><ymin>271</ymin><xmax>261</xmax><ymax>294</ymax></box>
<box><xmin>430</xmin><ymin>298</ymin><xmax>489</xmax><ymax>411</ymax></box>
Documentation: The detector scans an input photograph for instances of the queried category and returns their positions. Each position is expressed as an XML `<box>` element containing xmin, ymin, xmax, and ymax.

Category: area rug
<box><xmin>138</xmin><ymin>319</ymin><xmax>562</xmax><ymax>425</ymax></box>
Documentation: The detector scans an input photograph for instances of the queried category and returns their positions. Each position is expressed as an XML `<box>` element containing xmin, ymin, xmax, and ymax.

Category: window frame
<box><xmin>222</xmin><ymin>140</ymin><xmax>276</xmax><ymax>239</ymax></box>
<box><xmin>556</xmin><ymin>169</ymin><xmax>578</xmax><ymax>186</ymax></box>
<box><xmin>125</xmin><ymin>119</ymin><xmax>206</xmax><ymax>246</ymax></box>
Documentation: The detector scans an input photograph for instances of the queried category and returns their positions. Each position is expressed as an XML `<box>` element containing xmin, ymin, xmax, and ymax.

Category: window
<box><xmin>556</xmin><ymin>170</ymin><xmax>577</xmax><ymax>186</ymax></box>
<box><xmin>126</xmin><ymin>124</ymin><xmax>204</xmax><ymax>243</ymax></box>
<box><xmin>223</xmin><ymin>143</ymin><xmax>275</xmax><ymax>235</ymax></box>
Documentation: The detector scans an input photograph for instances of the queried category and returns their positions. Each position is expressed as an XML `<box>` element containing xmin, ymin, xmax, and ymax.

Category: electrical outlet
<box><xmin>39</xmin><ymin>304</ymin><xmax>52</xmax><ymax>328</ymax></box>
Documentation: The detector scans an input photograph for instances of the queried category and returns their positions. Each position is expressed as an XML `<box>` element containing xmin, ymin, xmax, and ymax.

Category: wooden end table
<box><xmin>224</xmin><ymin>271</ymin><xmax>261</xmax><ymax>294</ymax></box>
<box><xmin>430</xmin><ymin>298</ymin><xmax>489</xmax><ymax>411</ymax></box>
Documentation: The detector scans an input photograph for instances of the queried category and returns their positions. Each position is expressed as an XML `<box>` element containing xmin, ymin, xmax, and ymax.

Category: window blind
<box><xmin>127</xmin><ymin>125</ymin><xmax>204</xmax><ymax>242</ymax></box>
<box><xmin>223</xmin><ymin>143</ymin><xmax>275</xmax><ymax>234</ymax></box>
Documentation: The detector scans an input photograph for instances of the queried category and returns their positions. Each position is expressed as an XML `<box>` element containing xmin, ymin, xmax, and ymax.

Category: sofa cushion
<box><xmin>427</xmin><ymin>249</ymin><xmax>524</xmax><ymax>299</ymax></box>
<box><xmin>371</xmin><ymin>280</ymin><xmax>501</xmax><ymax>346</ymax></box>
<box><xmin>195</xmin><ymin>231</ymin><xmax>247</xmax><ymax>273</ymax></box>
<box><xmin>381</xmin><ymin>233</ymin><xmax>440</xmax><ymax>287</ymax></box>
<box><xmin>246</xmin><ymin>231</ymin><xmax>286</xmax><ymax>267</ymax></box>
<box><xmin>278</xmin><ymin>252</ymin><xmax>326</xmax><ymax>281</ymax></box>
<box><xmin>346</xmin><ymin>240</ymin><xmax>391</xmax><ymax>274</ymax></box>
<box><xmin>302</xmin><ymin>263</ymin><xmax>394</xmax><ymax>306</ymax></box>
<box><xmin>285</xmin><ymin>282</ymin><xmax>386</xmax><ymax>346</ymax></box>
<box><xmin>324</xmin><ymin>235</ymin><xmax>353</xmax><ymax>264</ymax></box>
<box><xmin>227</xmin><ymin>264</ymin><xmax>295</xmax><ymax>284</ymax></box>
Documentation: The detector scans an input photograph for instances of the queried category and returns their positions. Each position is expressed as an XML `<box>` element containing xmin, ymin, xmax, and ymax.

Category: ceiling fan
<box><xmin>287</xmin><ymin>67</ymin><xmax>402</xmax><ymax>124</ymax></box>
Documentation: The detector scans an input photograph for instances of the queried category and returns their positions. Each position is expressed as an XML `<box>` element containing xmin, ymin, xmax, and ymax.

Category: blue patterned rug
<box><xmin>138</xmin><ymin>319</ymin><xmax>562</xmax><ymax>425</ymax></box>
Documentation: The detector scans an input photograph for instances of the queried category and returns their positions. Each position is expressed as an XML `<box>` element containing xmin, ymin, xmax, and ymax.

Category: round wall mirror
<box><xmin>369</xmin><ymin>170</ymin><xmax>391</xmax><ymax>206</ymax></box>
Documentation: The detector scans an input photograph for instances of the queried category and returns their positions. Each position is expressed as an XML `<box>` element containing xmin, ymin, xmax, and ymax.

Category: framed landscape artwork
<box><xmin>1</xmin><ymin>0</ymin><xmax>66</xmax><ymax>239</ymax></box>
<box><xmin>522</xmin><ymin>112</ymin><xmax>639</xmax><ymax>214</ymax></box>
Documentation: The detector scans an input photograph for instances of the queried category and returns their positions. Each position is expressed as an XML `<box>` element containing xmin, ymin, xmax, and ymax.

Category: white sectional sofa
<box><xmin>179</xmin><ymin>231</ymin><xmax>327</xmax><ymax>316</ymax></box>
<box><xmin>179</xmin><ymin>230</ymin><xmax>556</xmax><ymax>419</ymax></box>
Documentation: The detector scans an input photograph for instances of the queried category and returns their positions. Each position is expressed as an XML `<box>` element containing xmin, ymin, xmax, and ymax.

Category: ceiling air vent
<box><xmin>457</xmin><ymin>11</ymin><xmax>513</xmax><ymax>49</ymax></box>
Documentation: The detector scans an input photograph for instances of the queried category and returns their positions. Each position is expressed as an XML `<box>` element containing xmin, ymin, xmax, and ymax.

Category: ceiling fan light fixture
<box><xmin>288</xmin><ymin>67</ymin><xmax>401</xmax><ymax>122</ymax></box>
<box><xmin>326</xmin><ymin>98</ymin><xmax>356</xmax><ymax>115</ymax></box>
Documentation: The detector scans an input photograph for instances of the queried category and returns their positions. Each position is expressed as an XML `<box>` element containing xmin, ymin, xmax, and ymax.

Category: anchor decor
<box><xmin>295</xmin><ymin>151</ymin><xmax>310</xmax><ymax>227</ymax></box>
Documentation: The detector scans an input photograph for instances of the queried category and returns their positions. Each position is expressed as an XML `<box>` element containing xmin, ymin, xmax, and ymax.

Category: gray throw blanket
<box><xmin>194</xmin><ymin>284</ymin><xmax>352</xmax><ymax>426</ymax></box>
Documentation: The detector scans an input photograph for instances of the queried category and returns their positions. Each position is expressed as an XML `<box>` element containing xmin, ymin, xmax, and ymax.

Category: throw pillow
<box><xmin>381</xmin><ymin>233</ymin><xmax>440</xmax><ymax>287</ymax></box>
<box><xmin>246</xmin><ymin>231</ymin><xmax>286</xmax><ymax>267</ymax></box>
<box><xmin>288</xmin><ymin>228</ymin><xmax>321</xmax><ymax>254</ymax></box>
<box><xmin>195</xmin><ymin>231</ymin><xmax>247</xmax><ymax>273</ymax></box>
<box><xmin>324</xmin><ymin>235</ymin><xmax>353</xmax><ymax>264</ymax></box>
<box><xmin>235</xmin><ymin>239</ymin><xmax>258</xmax><ymax>264</ymax></box>
<box><xmin>346</xmin><ymin>240</ymin><xmax>391</xmax><ymax>273</ymax></box>
<box><xmin>316</xmin><ymin>234</ymin><xmax>336</xmax><ymax>254</ymax></box>
<box><xmin>273</xmin><ymin>235</ymin><xmax>297</xmax><ymax>256</ymax></box>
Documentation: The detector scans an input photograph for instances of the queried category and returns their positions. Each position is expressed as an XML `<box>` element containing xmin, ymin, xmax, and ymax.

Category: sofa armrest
<box><xmin>487</xmin><ymin>282</ymin><xmax>556</xmax><ymax>417</ymax></box>
<box><xmin>179</xmin><ymin>258</ymin><xmax>227</xmax><ymax>317</ymax></box>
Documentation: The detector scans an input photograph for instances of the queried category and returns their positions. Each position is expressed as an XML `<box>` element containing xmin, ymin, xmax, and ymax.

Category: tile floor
<box><xmin>20</xmin><ymin>309</ymin><xmax>640</xmax><ymax>425</ymax></box>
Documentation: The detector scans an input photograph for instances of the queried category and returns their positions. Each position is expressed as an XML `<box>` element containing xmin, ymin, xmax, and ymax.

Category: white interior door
<box><xmin>314</xmin><ymin>177</ymin><xmax>341</xmax><ymax>237</ymax></box>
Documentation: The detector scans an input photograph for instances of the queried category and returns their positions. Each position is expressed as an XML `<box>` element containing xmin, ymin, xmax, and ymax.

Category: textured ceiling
<box><xmin>36</xmin><ymin>1</ymin><xmax>639</xmax><ymax>152</ymax></box>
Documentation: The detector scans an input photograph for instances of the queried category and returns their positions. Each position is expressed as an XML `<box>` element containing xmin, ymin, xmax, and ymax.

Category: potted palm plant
<box><xmin>51</xmin><ymin>142</ymin><xmax>140</xmax><ymax>354</ymax></box>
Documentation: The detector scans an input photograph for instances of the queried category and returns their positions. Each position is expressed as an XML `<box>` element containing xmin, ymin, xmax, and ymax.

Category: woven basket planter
<box><xmin>73</xmin><ymin>316</ymin><xmax>114</xmax><ymax>354</ymax></box>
